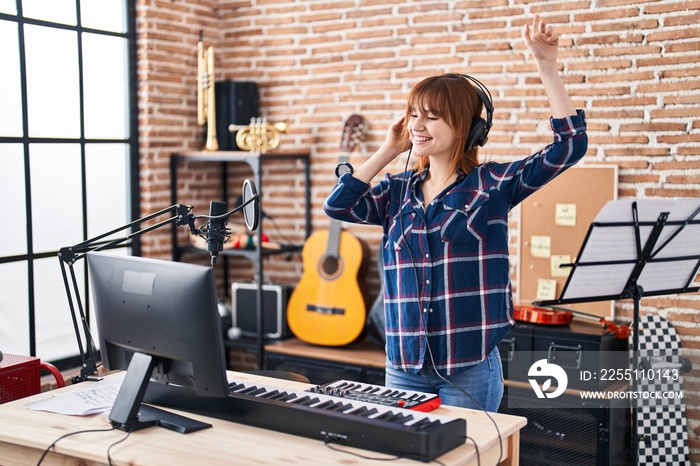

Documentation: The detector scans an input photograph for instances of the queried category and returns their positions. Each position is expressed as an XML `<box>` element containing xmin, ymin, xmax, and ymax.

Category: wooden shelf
<box><xmin>265</xmin><ymin>337</ymin><xmax>386</xmax><ymax>369</ymax></box>
<box><xmin>170</xmin><ymin>151</ymin><xmax>311</xmax><ymax>370</ymax></box>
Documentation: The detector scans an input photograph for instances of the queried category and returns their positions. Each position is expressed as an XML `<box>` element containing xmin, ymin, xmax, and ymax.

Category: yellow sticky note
<box><xmin>530</xmin><ymin>235</ymin><xmax>551</xmax><ymax>258</ymax></box>
<box><xmin>536</xmin><ymin>278</ymin><xmax>557</xmax><ymax>300</ymax></box>
<box><xmin>550</xmin><ymin>255</ymin><xmax>572</xmax><ymax>277</ymax></box>
<box><xmin>555</xmin><ymin>203</ymin><xmax>577</xmax><ymax>227</ymax></box>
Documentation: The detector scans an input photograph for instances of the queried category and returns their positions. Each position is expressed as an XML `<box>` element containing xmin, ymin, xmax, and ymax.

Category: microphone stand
<box><xmin>58</xmin><ymin>186</ymin><xmax>260</xmax><ymax>384</ymax></box>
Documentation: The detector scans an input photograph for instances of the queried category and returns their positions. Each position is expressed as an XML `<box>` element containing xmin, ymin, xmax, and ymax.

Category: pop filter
<box><xmin>242</xmin><ymin>178</ymin><xmax>260</xmax><ymax>231</ymax></box>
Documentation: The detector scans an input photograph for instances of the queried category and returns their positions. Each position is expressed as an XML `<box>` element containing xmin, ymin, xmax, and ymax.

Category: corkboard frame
<box><xmin>516</xmin><ymin>165</ymin><xmax>618</xmax><ymax>319</ymax></box>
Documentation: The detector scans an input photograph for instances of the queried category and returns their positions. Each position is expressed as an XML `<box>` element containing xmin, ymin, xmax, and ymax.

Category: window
<box><xmin>0</xmin><ymin>0</ymin><xmax>138</xmax><ymax>369</ymax></box>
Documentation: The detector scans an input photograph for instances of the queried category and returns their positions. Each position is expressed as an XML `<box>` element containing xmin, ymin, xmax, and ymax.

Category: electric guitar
<box><xmin>287</xmin><ymin>115</ymin><xmax>368</xmax><ymax>346</ymax></box>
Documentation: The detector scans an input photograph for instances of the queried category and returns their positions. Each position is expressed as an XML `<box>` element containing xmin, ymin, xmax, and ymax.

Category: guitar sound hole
<box><xmin>320</xmin><ymin>255</ymin><xmax>343</xmax><ymax>280</ymax></box>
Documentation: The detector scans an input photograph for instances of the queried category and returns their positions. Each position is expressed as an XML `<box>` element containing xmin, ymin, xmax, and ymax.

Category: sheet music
<box><xmin>25</xmin><ymin>372</ymin><xmax>124</xmax><ymax>416</ymax></box>
<box><xmin>556</xmin><ymin>198</ymin><xmax>700</xmax><ymax>302</ymax></box>
<box><xmin>594</xmin><ymin>198</ymin><xmax>700</xmax><ymax>224</ymax></box>
<box><xmin>638</xmin><ymin>260</ymin><xmax>698</xmax><ymax>293</ymax></box>
<box><xmin>586</xmin><ymin>199</ymin><xmax>699</xmax><ymax>259</ymax></box>
<box><xmin>578</xmin><ymin>226</ymin><xmax>641</xmax><ymax>262</ymax></box>
<box><xmin>653</xmin><ymin>224</ymin><xmax>700</xmax><ymax>259</ymax></box>
<box><xmin>560</xmin><ymin>263</ymin><xmax>635</xmax><ymax>300</ymax></box>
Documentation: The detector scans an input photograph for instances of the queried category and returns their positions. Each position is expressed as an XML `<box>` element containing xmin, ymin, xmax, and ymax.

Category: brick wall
<box><xmin>136</xmin><ymin>0</ymin><xmax>700</xmax><ymax>461</ymax></box>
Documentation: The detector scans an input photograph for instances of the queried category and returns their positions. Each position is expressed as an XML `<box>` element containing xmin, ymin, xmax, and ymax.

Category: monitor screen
<box><xmin>87</xmin><ymin>251</ymin><xmax>229</xmax><ymax>433</ymax></box>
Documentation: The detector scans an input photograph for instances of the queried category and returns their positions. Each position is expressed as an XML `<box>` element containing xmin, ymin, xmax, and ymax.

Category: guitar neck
<box><xmin>326</xmin><ymin>152</ymin><xmax>351</xmax><ymax>257</ymax></box>
<box><xmin>327</xmin><ymin>219</ymin><xmax>342</xmax><ymax>257</ymax></box>
<box><xmin>324</xmin><ymin>114</ymin><xmax>365</xmax><ymax>260</ymax></box>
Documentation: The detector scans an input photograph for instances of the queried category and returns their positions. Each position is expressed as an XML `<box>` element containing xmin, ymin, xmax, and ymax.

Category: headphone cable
<box><xmin>396</xmin><ymin>146</ymin><xmax>503</xmax><ymax>465</ymax></box>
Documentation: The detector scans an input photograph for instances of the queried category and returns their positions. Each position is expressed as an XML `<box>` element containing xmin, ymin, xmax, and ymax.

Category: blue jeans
<box><xmin>384</xmin><ymin>347</ymin><xmax>504</xmax><ymax>412</ymax></box>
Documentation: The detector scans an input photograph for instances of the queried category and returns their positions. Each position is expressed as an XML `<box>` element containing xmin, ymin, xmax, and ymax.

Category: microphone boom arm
<box><xmin>57</xmin><ymin>182</ymin><xmax>260</xmax><ymax>384</ymax></box>
<box><xmin>58</xmin><ymin>204</ymin><xmax>197</xmax><ymax>383</ymax></box>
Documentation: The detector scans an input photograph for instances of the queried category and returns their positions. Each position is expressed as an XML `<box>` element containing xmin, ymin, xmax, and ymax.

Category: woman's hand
<box><xmin>522</xmin><ymin>14</ymin><xmax>559</xmax><ymax>64</ymax></box>
<box><xmin>520</xmin><ymin>14</ymin><xmax>576</xmax><ymax>118</ymax></box>
<box><xmin>352</xmin><ymin>115</ymin><xmax>411</xmax><ymax>183</ymax></box>
<box><xmin>383</xmin><ymin>115</ymin><xmax>411</xmax><ymax>154</ymax></box>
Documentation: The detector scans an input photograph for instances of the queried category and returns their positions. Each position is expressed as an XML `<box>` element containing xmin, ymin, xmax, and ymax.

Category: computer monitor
<box><xmin>86</xmin><ymin>251</ymin><xmax>229</xmax><ymax>433</ymax></box>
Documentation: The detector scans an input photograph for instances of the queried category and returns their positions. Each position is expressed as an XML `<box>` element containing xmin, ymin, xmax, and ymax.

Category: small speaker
<box><xmin>231</xmin><ymin>283</ymin><xmax>291</xmax><ymax>340</ymax></box>
<box><xmin>215</xmin><ymin>81</ymin><xmax>260</xmax><ymax>151</ymax></box>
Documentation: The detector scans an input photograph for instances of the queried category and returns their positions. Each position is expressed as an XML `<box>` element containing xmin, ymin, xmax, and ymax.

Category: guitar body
<box><xmin>287</xmin><ymin>229</ymin><xmax>367</xmax><ymax>346</ymax></box>
<box><xmin>288</xmin><ymin>114</ymin><xmax>369</xmax><ymax>346</ymax></box>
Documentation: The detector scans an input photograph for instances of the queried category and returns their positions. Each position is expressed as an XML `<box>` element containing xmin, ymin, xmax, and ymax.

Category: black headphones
<box><xmin>455</xmin><ymin>74</ymin><xmax>494</xmax><ymax>152</ymax></box>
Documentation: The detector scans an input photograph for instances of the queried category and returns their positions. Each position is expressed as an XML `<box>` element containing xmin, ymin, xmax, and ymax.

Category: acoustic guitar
<box><xmin>287</xmin><ymin>115</ymin><xmax>368</xmax><ymax>346</ymax></box>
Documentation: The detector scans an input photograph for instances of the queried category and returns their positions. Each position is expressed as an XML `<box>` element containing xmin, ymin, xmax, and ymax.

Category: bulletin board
<box><xmin>517</xmin><ymin>165</ymin><xmax>618</xmax><ymax>318</ymax></box>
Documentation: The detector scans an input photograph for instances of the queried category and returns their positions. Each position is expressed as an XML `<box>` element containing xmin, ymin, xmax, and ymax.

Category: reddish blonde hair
<box><xmin>401</xmin><ymin>73</ymin><xmax>484</xmax><ymax>176</ymax></box>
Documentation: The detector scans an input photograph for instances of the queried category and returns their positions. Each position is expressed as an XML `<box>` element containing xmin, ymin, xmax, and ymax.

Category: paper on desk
<box><xmin>25</xmin><ymin>372</ymin><xmax>124</xmax><ymax>416</ymax></box>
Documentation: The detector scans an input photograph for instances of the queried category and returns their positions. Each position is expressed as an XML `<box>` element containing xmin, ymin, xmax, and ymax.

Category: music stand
<box><xmin>535</xmin><ymin>198</ymin><xmax>700</xmax><ymax>466</ymax></box>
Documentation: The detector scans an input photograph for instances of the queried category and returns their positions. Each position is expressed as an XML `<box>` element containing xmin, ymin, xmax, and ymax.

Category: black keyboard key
<box><xmin>374</xmin><ymin>411</ymin><xmax>396</xmax><ymax>422</ymax></box>
<box><xmin>359</xmin><ymin>407</ymin><xmax>379</xmax><ymax>418</ymax></box>
<box><xmin>390</xmin><ymin>413</ymin><xmax>412</xmax><ymax>424</ymax></box>
<box><xmin>314</xmin><ymin>400</ymin><xmax>335</xmax><ymax>410</ymax></box>
<box><xmin>277</xmin><ymin>393</ymin><xmax>297</xmax><ymax>402</ymax></box>
<box><xmin>328</xmin><ymin>402</ymin><xmax>350</xmax><ymax>412</ymax></box>
<box><xmin>346</xmin><ymin>406</ymin><xmax>370</xmax><ymax>416</ymax></box>
<box><xmin>290</xmin><ymin>395</ymin><xmax>312</xmax><ymax>405</ymax></box>
<box><xmin>238</xmin><ymin>385</ymin><xmax>261</xmax><ymax>395</ymax></box>
<box><xmin>412</xmin><ymin>418</ymin><xmax>439</xmax><ymax>431</ymax></box>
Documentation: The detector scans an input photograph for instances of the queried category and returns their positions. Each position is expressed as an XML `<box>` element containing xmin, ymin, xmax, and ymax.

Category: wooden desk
<box><xmin>0</xmin><ymin>371</ymin><xmax>526</xmax><ymax>466</ymax></box>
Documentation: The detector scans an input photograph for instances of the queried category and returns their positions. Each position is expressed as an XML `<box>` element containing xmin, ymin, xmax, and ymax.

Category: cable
<box><xmin>36</xmin><ymin>427</ymin><xmax>116</xmax><ymax>465</ymax></box>
<box><xmin>397</xmin><ymin>147</ymin><xmax>422</xmax><ymax>315</ymax></box>
<box><xmin>263</xmin><ymin>213</ymin><xmax>298</xmax><ymax>248</ymax></box>
<box><xmin>395</xmin><ymin>147</ymin><xmax>504</xmax><ymax>466</ymax></box>
<box><xmin>107</xmin><ymin>431</ymin><xmax>132</xmax><ymax>466</ymax></box>
<box><xmin>467</xmin><ymin>436</ymin><xmax>481</xmax><ymax>466</ymax></box>
<box><xmin>424</xmin><ymin>337</ymin><xmax>503</xmax><ymax>465</ymax></box>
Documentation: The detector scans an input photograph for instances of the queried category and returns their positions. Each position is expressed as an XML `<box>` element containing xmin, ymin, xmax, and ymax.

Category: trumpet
<box><xmin>197</xmin><ymin>35</ymin><xmax>218</xmax><ymax>151</ymax></box>
<box><xmin>229</xmin><ymin>118</ymin><xmax>289</xmax><ymax>153</ymax></box>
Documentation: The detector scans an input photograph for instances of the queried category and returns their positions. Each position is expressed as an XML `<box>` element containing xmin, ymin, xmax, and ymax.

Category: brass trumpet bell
<box><xmin>229</xmin><ymin>118</ymin><xmax>289</xmax><ymax>153</ymax></box>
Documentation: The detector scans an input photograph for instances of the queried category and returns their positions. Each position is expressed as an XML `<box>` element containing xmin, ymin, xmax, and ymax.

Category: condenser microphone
<box><xmin>207</xmin><ymin>201</ymin><xmax>228</xmax><ymax>266</ymax></box>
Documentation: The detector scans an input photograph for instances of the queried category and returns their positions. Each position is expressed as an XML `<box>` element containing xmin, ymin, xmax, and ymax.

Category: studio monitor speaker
<box><xmin>215</xmin><ymin>81</ymin><xmax>260</xmax><ymax>151</ymax></box>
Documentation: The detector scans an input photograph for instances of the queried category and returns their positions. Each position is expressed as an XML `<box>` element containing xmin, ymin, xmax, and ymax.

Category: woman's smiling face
<box><xmin>408</xmin><ymin>108</ymin><xmax>457</xmax><ymax>160</ymax></box>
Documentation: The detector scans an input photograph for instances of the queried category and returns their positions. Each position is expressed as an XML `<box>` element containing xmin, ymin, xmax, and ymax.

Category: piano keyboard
<box><xmin>145</xmin><ymin>378</ymin><xmax>466</xmax><ymax>462</ymax></box>
<box><xmin>307</xmin><ymin>380</ymin><xmax>441</xmax><ymax>412</ymax></box>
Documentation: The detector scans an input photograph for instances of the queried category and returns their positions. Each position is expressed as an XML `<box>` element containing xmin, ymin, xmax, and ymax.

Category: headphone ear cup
<box><xmin>465</xmin><ymin>117</ymin><xmax>486</xmax><ymax>151</ymax></box>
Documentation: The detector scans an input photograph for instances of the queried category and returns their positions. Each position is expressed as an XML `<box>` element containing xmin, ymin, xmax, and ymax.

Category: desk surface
<box><xmin>0</xmin><ymin>371</ymin><xmax>526</xmax><ymax>466</ymax></box>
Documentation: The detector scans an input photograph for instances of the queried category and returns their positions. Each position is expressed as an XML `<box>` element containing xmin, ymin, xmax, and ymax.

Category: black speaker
<box><xmin>215</xmin><ymin>81</ymin><xmax>260</xmax><ymax>151</ymax></box>
<box><xmin>500</xmin><ymin>385</ymin><xmax>630</xmax><ymax>466</ymax></box>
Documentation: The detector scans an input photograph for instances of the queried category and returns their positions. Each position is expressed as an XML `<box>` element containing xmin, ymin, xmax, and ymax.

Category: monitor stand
<box><xmin>109</xmin><ymin>352</ymin><xmax>212</xmax><ymax>434</ymax></box>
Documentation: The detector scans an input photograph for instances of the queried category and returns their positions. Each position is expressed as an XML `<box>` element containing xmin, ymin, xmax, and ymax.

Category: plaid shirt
<box><xmin>324</xmin><ymin>110</ymin><xmax>588</xmax><ymax>376</ymax></box>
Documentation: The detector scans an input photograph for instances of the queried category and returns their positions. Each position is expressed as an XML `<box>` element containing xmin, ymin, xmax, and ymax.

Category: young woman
<box><xmin>323</xmin><ymin>15</ymin><xmax>588</xmax><ymax>411</ymax></box>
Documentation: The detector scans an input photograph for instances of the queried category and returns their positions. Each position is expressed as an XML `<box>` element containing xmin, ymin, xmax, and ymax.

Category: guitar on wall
<box><xmin>287</xmin><ymin>115</ymin><xmax>368</xmax><ymax>346</ymax></box>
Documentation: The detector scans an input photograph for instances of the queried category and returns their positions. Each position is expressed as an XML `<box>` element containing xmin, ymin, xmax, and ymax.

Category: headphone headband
<box><xmin>456</xmin><ymin>74</ymin><xmax>493</xmax><ymax>151</ymax></box>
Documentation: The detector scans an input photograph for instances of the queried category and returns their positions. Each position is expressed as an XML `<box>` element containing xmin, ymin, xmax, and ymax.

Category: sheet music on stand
<box><xmin>538</xmin><ymin>198</ymin><xmax>700</xmax><ymax>306</ymax></box>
